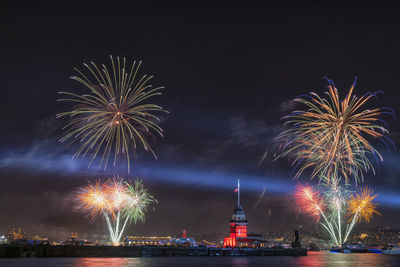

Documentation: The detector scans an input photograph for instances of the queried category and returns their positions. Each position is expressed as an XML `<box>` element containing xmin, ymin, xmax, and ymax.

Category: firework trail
<box><xmin>78</xmin><ymin>177</ymin><xmax>157</xmax><ymax>244</ymax></box>
<box><xmin>344</xmin><ymin>186</ymin><xmax>380</xmax><ymax>243</ymax></box>
<box><xmin>279</xmin><ymin>78</ymin><xmax>391</xmax><ymax>246</ymax></box>
<box><xmin>295</xmin><ymin>184</ymin><xmax>380</xmax><ymax>246</ymax></box>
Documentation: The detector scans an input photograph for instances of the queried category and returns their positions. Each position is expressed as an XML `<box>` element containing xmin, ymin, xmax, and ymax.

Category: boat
<box><xmin>366</xmin><ymin>246</ymin><xmax>381</xmax><ymax>254</ymax></box>
<box><xmin>330</xmin><ymin>244</ymin><xmax>369</xmax><ymax>253</ymax></box>
<box><xmin>330</xmin><ymin>246</ymin><xmax>341</xmax><ymax>253</ymax></box>
<box><xmin>344</xmin><ymin>244</ymin><xmax>368</xmax><ymax>253</ymax></box>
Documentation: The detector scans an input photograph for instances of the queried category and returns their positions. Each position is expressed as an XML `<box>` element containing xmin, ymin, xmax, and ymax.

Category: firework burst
<box><xmin>295</xmin><ymin>183</ymin><xmax>381</xmax><ymax>246</ymax></box>
<box><xmin>323</xmin><ymin>178</ymin><xmax>350</xmax><ymax>212</ymax></box>
<box><xmin>104</xmin><ymin>177</ymin><xmax>129</xmax><ymax>212</ymax></box>
<box><xmin>122</xmin><ymin>180</ymin><xmax>158</xmax><ymax>224</ymax></box>
<box><xmin>277</xmin><ymin>78</ymin><xmax>392</xmax><ymax>184</ymax></box>
<box><xmin>279</xmin><ymin>78</ymin><xmax>391</xmax><ymax>246</ymax></box>
<box><xmin>57</xmin><ymin>56</ymin><xmax>168</xmax><ymax>172</ymax></box>
<box><xmin>78</xmin><ymin>177</ymin><xmax>157</xmax><ymax>244</ymax></box>
<box><xmin>79</xmin><ymin>181</ymin><xmax>112</xmax><ymax>221</ymax></box>
<box><xmin>295</xmin><ymin>184</ymin><xmax>324</xmax><ymax>222</ymax></box>
<box><xmin>348</xmin><ymin>186</ymin><xmax>381</xmax><ymax>223</ymax></box>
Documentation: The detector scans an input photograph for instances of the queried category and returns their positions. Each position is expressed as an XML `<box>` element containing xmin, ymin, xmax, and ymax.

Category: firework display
<box><xmin>277</xmin><ymin>78</ymin><xmax>392</xmax><ymax>184</ymax></box>
<box><xmin>79</xmin><ymin>177</ymin><xmax>157</xmax><ymax>244</ymax></box>
<box><xmin>279</xmin><ymin>78</ymin><xmax>391</xmax><ymax>246</ymax></box>
<box><xmin>296</xmin><ymin>184</ymin><xmax>380</xmax><ymax>246</ymax></box>
<box><xmin>57</xmin><ymin>56</ymin><xmax>168</xmax><ymax>172</ymax></box>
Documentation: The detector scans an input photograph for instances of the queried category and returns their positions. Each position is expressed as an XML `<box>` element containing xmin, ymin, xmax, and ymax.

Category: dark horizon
<box><xmin>1</xmin><ymin>1</ymin><xmax>400</xmax><ymax>242</ymax></box>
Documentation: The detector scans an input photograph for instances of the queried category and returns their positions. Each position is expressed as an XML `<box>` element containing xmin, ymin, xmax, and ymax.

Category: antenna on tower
<box><xmin>237</xmin><ymin>179</ymin><xmax>240</xmax><ymax>207</ymax></box>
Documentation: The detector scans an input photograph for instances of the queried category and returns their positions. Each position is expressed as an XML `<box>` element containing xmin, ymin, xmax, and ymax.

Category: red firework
<box><xmin>295</xmin><ymin>184</ymin><xmax>324</xmax><ymax>222</ymax></box>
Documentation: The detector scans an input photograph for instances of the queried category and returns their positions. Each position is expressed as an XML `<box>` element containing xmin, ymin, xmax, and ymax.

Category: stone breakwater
<box><xmin>0</xmin><ymin>245</ymin><xmax>307</xmax><ymax>258</ymax></box>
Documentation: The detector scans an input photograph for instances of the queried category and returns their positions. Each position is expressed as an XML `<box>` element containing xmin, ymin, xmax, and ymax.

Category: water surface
<box><xmin>0</xmin><ymin>251</ymin><xmax>400</xmax><ymax>266</ymax></box>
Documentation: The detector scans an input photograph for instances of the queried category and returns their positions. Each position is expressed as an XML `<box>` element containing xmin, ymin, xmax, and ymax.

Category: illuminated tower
<box><xmin>223</xmin><ymin>179</ymin><xmax>247</xmax><ymax>247</ymax></box>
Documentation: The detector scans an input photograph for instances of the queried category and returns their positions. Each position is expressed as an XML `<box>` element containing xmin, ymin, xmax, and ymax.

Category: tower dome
<box><xmin>231</xmin><ymin>204</ymin><xmax>247</xmax><ymax>222</ymax></box>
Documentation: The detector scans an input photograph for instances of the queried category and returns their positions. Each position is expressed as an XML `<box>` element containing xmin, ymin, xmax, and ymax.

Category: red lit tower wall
<box><xmin>224</xmin><ymin>180</ymin><xmax>247</xmax><ymax>247</ymax></box>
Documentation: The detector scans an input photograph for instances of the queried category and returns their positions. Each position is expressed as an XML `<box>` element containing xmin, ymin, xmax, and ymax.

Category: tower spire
<box><xmin>237</xmin><ymin>179</ymin><xmax>240</xmax><ymax>207</ymax></box>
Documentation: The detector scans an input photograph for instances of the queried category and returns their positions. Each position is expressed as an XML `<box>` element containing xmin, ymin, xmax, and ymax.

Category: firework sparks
<box><xmin>277</xmin><ymin>78</ymin><xmax>392</xmax><ymax>184</ymax></box>
<box><xmin>279</xmin><ymin>78</ymin><xmax>391</xmax><ymax>246</ymax></box>
<box><xmin>122</xmin><ymin>180</ymin><xmax>158</xmax><ymax>224</ymax></box>
<box><xmin>295</xmin><ymin>184</ymin><xmax>341</xmax><ymax>245</ymax></box>
<box><xmin>79</xmin><ymin>181</ymin><xmax>112</xmax><ymax>221</ymax></box>
<box><xmin>296</xmin><ymin>183</ymin><xmax>381</xmax><ymax>246</ymax></box>
<box><xmin>295</xmin><ymin>185</ymin><xmax>324</xmax><ymax>222</ymax></box>
<box><xmin>78</xmin><ymin>177</ymin><xmax>157</xmax><ymax>244</ymax></box>
<box><xmin>104</xmin><ymin>177</ymin><xmax>129</xmax><ymax>212</ymax></box>
<box><xmin>57</xmin><ymin>56</ymin><xmax>168</xmax><ymax>172</ymax></box>
<box><xmin>348</xmin><ymin>186</ymin><xmax>381</xmax><ymax>223</ymax></box>
<box><xmin>323</xmin><ymin>179</ymin><xmax>349</xmax><ymax>212</ymax></box>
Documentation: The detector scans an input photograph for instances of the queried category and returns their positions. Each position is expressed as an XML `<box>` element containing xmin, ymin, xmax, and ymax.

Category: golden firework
<box><xmin>57</xmin><ymin>56</ymin><xmax>168</xmax><ymax>172</ymax></box>
<box><xmin>78</xmin><ymin>178</ymin><xmax>157</xmax><ymax>244</ymax></box>
<box><xmin>277</xmin><ymin>78</ymin><xmax>391</xmax><ymax>183</ymax></box>
<box><xmin>348</xmin><ymin>186</ymin><xmax>381</xmax><ymax>223</ymax></box>
<box><xmin>78</xmin><ymin>181</ymin><xmax>112</xmax><ymax>221</ymax></box>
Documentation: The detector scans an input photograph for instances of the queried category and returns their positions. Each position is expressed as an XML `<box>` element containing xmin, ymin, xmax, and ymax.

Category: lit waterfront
<box><xmin>0</xmin><ymin>251</ymin><xmax>400</xmax><ymax>267</ymax></box>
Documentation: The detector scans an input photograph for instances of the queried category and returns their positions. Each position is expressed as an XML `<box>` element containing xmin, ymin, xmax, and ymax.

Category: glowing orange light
<box><xmin>79</xmin><ymin>181</ymin><xmax>112</xmax><ymax>221</ymax></box>
<box><xmin>348</xmin><ymin>186</ymin><xmax>381</xmax><ymax>223</ymax></box>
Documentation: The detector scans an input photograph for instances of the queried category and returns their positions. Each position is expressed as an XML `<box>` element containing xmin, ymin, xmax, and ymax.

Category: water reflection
<box><xmin>74</xmin><ymin>258</ymin><xmax>141</xmax><ymax>267</ymax></box>
<box><xmin>231</xmin><ymin>257</ymin><xmax>249</xmax><ymax>266</ymax></box>
<box><xmin>0</xmin><ymin>251</ymin><xmax>398</xmax><ymax>267</ymax></box>
<box><xmin>296</xmin><ymin>251</ymin><xmax>395</xmax><ymax>267</ymax></box>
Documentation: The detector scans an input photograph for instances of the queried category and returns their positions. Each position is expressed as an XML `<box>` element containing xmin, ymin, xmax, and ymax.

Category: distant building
<box><xmin>124</xmin><ymin>236</ymin><xmax>174</xmax><ymax>246</ymax></box>
<box><xmin>223</xmin><ymin>180</ymin><xmax>247</xmax><ymax>247</ymax></box>
<box><xmin>123</xmin><ymin>235</ymin><xmax>198</xmax><ymax>247</ymax></box>
<box><xmin>223</xmin><ymin>180</ymin><xmax>269</xmax><ymax>248</ymax></box>
<box><xmin>63</xmin><ymin>233</ymin><xmax>93</xmax><ymax>246</ymax></box>
<box><xmin>6</xmin><ymin>228</ymin><xmax>48</xmax><ymax>245</ymax></box>
<box><xmin>173</xmin><ymin>237</ymin><xmax>197</xmax><ymax>247</ymax></box>
<box><xmin>237</xmin><ymin>234</ymin><xmax>270</xmax><ymax>248</ymax></box>
<box><xmin>173</xmin><ymin>230</ymin><xmax>197</xmax><ymax>246</ymax></box>
<box><xmin>349</xmin><ymin>227</ymin><xmax>400</xmax><ymax>246</ymax></box>
<box><xmin>7</xmin><ymin>228</ymin><xmax>26</xmax><ymax>242</ymax></box>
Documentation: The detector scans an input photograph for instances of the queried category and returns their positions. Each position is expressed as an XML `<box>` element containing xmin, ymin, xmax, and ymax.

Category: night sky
<box><xmin>1</xmin><ymin>2</ymin><xmax>400</xmax><ymax>242</ymax></box>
